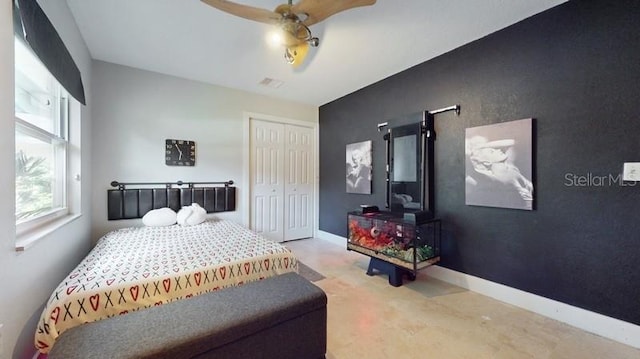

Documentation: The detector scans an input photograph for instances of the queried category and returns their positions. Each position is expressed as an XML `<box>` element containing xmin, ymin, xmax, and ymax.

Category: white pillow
<box><xmin>177</xmin><ymin>203</ymin><xmax>207</xmax><ymax>226</ymax></box>
<box><xmin>142</xmin><ymin>207</ymin><xmax>177</xmax><ymax>227</ymax></box>
<box><xmin>187</xmin><ymin>203</ymin><xmax>207</xmax><ymax>225</ymax></box>
<box><xmin>176</xmin><ymin>206</ymin><xmax>193</xmax><ymax>226</ymax></box>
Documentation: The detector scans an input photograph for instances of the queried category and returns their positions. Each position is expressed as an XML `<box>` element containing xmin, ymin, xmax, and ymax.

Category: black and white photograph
<box><xmin>346</xmin><ymin>140</ymin><xmax>372</xmax><ymax>194</ymax></box>
<box><xmin>465</xmin><ymin>118</ymin><xmax>534</xmax><ymax>210</ymax></box>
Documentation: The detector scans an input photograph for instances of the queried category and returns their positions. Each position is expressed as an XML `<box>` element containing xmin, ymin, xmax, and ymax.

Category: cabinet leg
<box><xmin>366</xmin><ymin>260</ymin><xmax>376</xmax><ymax>276</ymax></box>
<box><xmin>366</xmin><ymin>257</ymin><xmax>384</xmax><ymax>276</ymax></box>
<box><xmin>388</xmin><ymin>266</ymin><xmax>404</xmax><ymax>287</ymax></box>
<box><xmin>366</xmin><ymin>258</ymin><xmax>409</xmax><ymax>287</ymax></box>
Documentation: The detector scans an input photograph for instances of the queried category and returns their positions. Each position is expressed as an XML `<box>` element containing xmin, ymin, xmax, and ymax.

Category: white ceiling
<box><xmin>66</xmin><ymin>0</ymin><xmax>566</xmax><ymax>106</ymax></box>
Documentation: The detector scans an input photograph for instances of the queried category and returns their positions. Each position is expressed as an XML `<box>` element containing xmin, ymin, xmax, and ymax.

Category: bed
<box><xmin>34</xmin><ymin>181</ymin><xmax>298</xmax><ymax>354</ymax></box>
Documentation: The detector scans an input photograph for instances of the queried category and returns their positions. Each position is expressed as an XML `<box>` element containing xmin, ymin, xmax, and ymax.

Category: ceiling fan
<box><xmin>201</xmin><ymin>0</ymin><xmax>377</xmax><ymax>67</ymax></box>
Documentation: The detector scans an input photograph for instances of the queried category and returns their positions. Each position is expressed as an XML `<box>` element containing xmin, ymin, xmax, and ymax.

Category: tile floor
<box><xmin>285</xmin><ymin>238</ymin><xmax>640</xmax><ymax>359</ymax></box>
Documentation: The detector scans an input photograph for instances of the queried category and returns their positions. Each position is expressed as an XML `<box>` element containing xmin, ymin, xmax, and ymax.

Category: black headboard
<box><xmin>107</xmin><ymin>180</ymin><xmax>236</xmax><ymax>220</ymax></box>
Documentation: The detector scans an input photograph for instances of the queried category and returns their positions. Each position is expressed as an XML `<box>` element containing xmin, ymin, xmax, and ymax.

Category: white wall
<box><xmin>91</xmin><ymin>61</ymin><xmax>318</xmax><ymax>240</ymax></box>
<box><xmin>0</xmin><ymin>1</ymin><xmax>93</xmax><ymax>359</ymax></box>
<box><xmin>0</xmin><ymin>4</ymin><xmax>315</xmax><ymax>356</ymax></box>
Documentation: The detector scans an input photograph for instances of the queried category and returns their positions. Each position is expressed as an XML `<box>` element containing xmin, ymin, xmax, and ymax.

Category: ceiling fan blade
<box><xmin>292</xmin><ymin>0</ymin><xmax>377</xmax><ymax>26</ymax></box>
<box><xmin>201</xmin><ymin>0</ymin><xmax>281</xmax><ymax>25</ymax></box>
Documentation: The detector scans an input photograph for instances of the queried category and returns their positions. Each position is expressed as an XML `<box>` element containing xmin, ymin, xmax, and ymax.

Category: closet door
<box><xmin>250</xmin><ymin>120</ymin><xmax>285</xmax><ymax>242</ymax></box>
<box><xmin>284</xmin><ymin>125</ymin><xmax>313</xmax><ymax>241</ymax></box>
<box><xmin>250</xmin><ymin>118</ymin><xmax>314</xmax><ymax>242</ymax></box>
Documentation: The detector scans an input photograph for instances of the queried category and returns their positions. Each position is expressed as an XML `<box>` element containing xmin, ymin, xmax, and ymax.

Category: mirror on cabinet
<box><xmin>385</xmin><ymin>111</ymin><xmax>435</xmax><ymax>218</ymax></box>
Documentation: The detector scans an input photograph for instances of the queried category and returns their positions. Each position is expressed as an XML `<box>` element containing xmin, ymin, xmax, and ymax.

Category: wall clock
<box><xmin>165</xmin><ymin>139</ymin><xmax>196</xmax><ymax>166</ymax></box>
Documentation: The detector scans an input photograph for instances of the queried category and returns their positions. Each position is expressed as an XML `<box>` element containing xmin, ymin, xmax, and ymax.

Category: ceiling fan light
<box><xmin>267</xmin><ymin>30</ymin><xmax>285</xmax><ymax>47</ymax></box>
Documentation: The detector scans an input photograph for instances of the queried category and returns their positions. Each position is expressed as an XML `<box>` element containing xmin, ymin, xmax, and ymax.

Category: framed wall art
<box><xmin>465</xmin><ymin>118</ymin><xmax>534</xmax><ymax>210</ymax></box>
<box><xmin>346</xmin><ymin>140</ymin><xmax>372</xmax><ymax>194</ymax></box>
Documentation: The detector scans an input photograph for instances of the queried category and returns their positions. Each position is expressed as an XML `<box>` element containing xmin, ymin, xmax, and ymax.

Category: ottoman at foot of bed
<box><xmin>48</xmin><ymin>272</ymin><xmax>327</xmax><ymax>359</ymax></box>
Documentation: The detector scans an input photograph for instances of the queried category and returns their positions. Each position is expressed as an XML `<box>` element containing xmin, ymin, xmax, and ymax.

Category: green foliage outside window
<box><xmin>15</xmin><ymin>150</ymin><xmax>53</xmax><ymax>220</ymax></box>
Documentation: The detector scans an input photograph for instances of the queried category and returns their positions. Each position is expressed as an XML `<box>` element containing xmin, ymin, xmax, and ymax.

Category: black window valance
<box><xmin>13</xmin><ymin>0</ymin><xmax>86</xmax><ymax>105</ymax></box>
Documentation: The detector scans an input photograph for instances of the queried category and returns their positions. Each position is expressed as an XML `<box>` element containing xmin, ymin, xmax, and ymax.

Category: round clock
<box><xmin>165</xmin><ymin>139</ymin><xmax>196</xmax><ymax>166</ymax></box>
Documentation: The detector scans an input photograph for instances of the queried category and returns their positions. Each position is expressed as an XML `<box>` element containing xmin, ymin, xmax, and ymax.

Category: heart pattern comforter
<box><xmin>35</xmin><ymin>220</ymin><xmax>297</xmax><ymax>353</ymax></box>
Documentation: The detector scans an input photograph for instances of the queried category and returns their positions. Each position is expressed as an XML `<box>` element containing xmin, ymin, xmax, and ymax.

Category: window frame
<box><xmin>14</xmin><ymin>35</ymin><xmax>73</xmax><ymax>241</ymax></box>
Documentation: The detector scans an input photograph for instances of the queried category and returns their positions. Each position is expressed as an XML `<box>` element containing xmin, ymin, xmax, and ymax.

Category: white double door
<box><xmin>250</xmin><ymin>119</ymin><xmax>314</xmax><ymax>242</ymax></box>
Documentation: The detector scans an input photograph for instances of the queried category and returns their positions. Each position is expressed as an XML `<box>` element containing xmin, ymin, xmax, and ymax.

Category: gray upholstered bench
<box><xmin>49</xmin><ymin>272</ymin><xmax>327</xmax><ymax>359</ymax></box>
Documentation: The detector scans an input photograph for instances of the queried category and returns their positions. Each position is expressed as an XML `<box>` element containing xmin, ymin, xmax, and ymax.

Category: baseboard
<box><xmin>317</xmin><ymin>231</ymin><xmax>640</xmax><ymax>349</ymax></box>
<box><xmin>424</xmin><ymin>265</ymin><xmax>640</xmax><ymax>349</ymax></box>
<box><xmin>317</xmin><ymin>230</ymin><xmax>346</xmax><ymax>247</ymax></box>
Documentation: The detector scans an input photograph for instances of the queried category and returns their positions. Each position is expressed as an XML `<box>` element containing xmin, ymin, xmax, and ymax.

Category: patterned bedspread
<box><xmin>35</xmin><ymin>220</ymin><xmax>297</xmax><ymax>353</ymax></box>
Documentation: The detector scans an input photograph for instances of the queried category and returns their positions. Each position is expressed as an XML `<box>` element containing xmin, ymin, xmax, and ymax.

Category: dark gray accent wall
<box><xmin>319</xmin><ymin>0</ymin><xmax>640</xmax><ymax>326</ymax></box>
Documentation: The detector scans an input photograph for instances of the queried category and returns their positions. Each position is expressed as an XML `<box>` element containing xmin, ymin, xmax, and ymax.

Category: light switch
<box><xmin>622</xmin><ymin>162</ymin><xmax>640</xmax><ymax>181</ymax></box>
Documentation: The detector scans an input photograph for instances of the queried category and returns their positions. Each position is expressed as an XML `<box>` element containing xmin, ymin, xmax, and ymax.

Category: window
<box><xmin>14</xmin><ymin>37</ymin><xmax>69</xmax><ymax>234</ymax></box>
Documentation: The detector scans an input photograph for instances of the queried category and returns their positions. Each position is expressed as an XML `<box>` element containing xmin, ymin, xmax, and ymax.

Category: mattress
<box><xmin>35</xmin><ymin>219</ymin><xmax>298</xmax><ymax>354</ymax></box>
